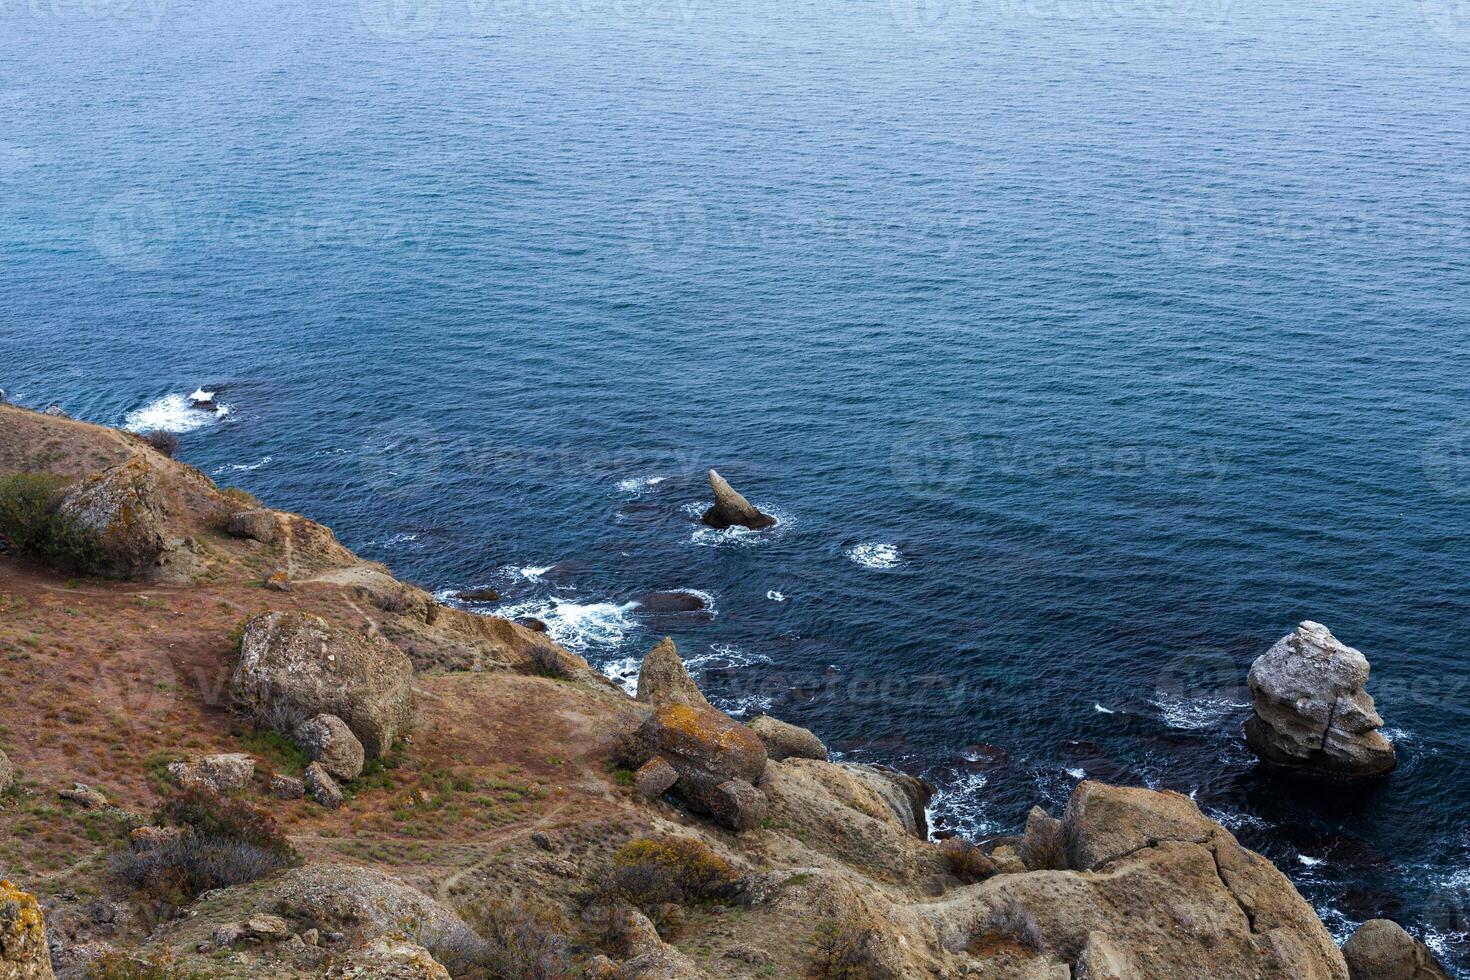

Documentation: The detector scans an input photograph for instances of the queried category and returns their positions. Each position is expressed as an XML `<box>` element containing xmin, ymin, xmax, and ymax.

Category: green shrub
<box><xmin>87</xmin><ymin>951</ymin><xmax>208</xmax><ymax>979</ymax></box>
<box><xmin>467</xmin><ymin>898</ymin><xmax>576</xmax><ymax>980</ymax></box>
<box><xmin>812</xmin><ymin>916</ymin><xmax>896</xmax><ymax>980</ymax></box>
<box><xmin>584</xmin><ymin>836</ymin><xmax>740</xmax><ymax>925</ymax></box>
<box><xmin>0</xmin><ymin>473</ymin><xmax>105</xmax><ymax>574</ymax></box>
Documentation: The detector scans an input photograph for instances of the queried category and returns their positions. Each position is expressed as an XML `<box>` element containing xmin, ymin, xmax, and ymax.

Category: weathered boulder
<box><xmin>1245</xmin><ymin>622</ymin><xmax>1396</xmax><ymax>777</ymax></box>
<box><xmin>226</xmin><ymin>509</ymin><xmax>278</xmax><ymax>544</ymax></box>
<box><xmin>0</xmin><ymin>879</ymin><xmax>54</xmax><ymax>979</ymax></box>
<box><xmin>231</xmin><ymin>611</ymin><xmax>413</xmax><ymax>758</ymax></box>
<box><xmin>294</xmin><ymin>714</ymin><xmax>365</xmax><ymax>781</ymax></box>
<box><xmin>270</xmin><ymin>774</ymin><xmax>305</xmax><ymax>800</ymax></box>
<box><xmin>635</xmin><ymin>637</ymin><xmax>711</xmax><ymax>710</ymax></box>
<box><xmin>1062</xmin><ymin>780</ymin><xmax>1215</xmax><ymax>872</ymax></box>
<box><xmin>631</xmin><ymin>702</ymin><xmax>767</xmax><ymax>831</ymax></box>
<box><xmin>634</xmin><ymin>757</ymin><xmax>679</xmax><ymax>799</ymax></box>
<box><xmin>305</xmin><ymin>762</ymin><xmax>344</xmax><ymax>809</ymax></box>
<box><xmin>0</xmin><ymin>748</ymin><xmax>12</xmax><ymax>794</ymax></box>
<box><xmin>701</xmin><ymin>469</ymin><xmax>776</xmax><ymax>530</ymax></box>
<box><xmin>1343</xmin><ymin>919</ymin><xmax>1450</xmax><ymax>980</ymax></box>
<box><xmin>635</xmin><ymin>591</ymin><xmax>709</xmax><ymax>613</ymax></box>
<box><xmin>57</xmin><ymin>456</ymin><xmax>168</xmax><ymax>577</ymax></box>
<box><xmin>1018</xmin><ymin>805</ymin><xmax>1067</xmax><ymax>871</ymax></box>
<box><xmin>166</xmin><ymin>753</ymin><xmax>255</xmax><ymax>794</ymax></box>
<box><xmin>749</xmin><ymin>714</ymin><xmax>828</xmax><ymax>761</ymax></box>
<box><xmin>212</xmin><ymin>913</ymin><xmax>292</xmax><ymax>948</ymax></box>
<box><xmin>59</xmin><ymin>783</ymin><xmax>107</xmax><ymax>809</ymax></box>
<box><xmin>706</xmin><ymin>778</ymin><xmax>767</xmax><ymax>832</ymax></box>
<box><xmin>327</xmin><ymin>939</ymin><xmax>451</xmax><ymax>979</ymax></box>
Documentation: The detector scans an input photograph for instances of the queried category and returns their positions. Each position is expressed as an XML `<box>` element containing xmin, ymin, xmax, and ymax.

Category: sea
<box><xmin>4</xmin><ymin>0</ymin><xmax>1470</xmax><ymax>967</ymax></box>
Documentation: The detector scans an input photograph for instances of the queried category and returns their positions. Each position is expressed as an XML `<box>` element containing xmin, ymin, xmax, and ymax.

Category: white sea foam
<box><xmin>1297</xmin><ymin>855</ymin><xmax>1326</xmax><ymax>867</ymax></box>
<box><xmin>617</xmin><ymin>475</ymin><xmax>667</xmax><ymax>495</ymax></box>
<box><xmin>1093</xmin><ymin>702</ymin><xmax>1115</xmax><ymax>714</ymax></box>
<box><xmin>492</xmin><ymin>597</ymin><xmax>637</xmax><ymax>651</ymax></box>
<box><xmin>601</xmin><ymin>655</ymin><xmax>641</xmax><ymax>696</ymax></box>
<box><xmin>685</xmin><ymin>643</ymin><xmax>772</xmax><ymax>672</ymax></box>
<box><xmin>512</xmin><ymin>564</ymin><xmax>553</xmax><ymax>582</ymax></box>
<box><xmin>846</xmin><ymin>542</ymin><xmax>902</xmax><ymax>569</ymax></box>
<box><xmin>189</xmin><ymin>387</ymin><xmax>215</xmax><ymax>403</ymax></box>
<box><xmin>1065</xmin><ymin>766</ymin><xmax>1086</xmax><ymax>780</ymax></box>
<box><xmin>687</xmin><ymin>503</ymin><xmax>789</xmax><ymax>548</ymax></box>
<box><xmin>714</xmin><ymin>692</ymin><xmax>774</xmax><ymax>717</ymax></box>
<box><xmin>1150</xmin><ymin>694</ymin><xmax>1249</xmax><ymax>731</ymax></box>
<box><xmin>213</xmin><ymin>455</ymin><xmax>271</xmax><ymax>475</ymax></box>
<box><xmin>1206</xmin><ymin>807</ymin><xmax>1272</xmax><ymax>833</ymax></box>
<box><xmin>925</xmin><ymin>773</ymin><xmax>1004</xmax><ymax>840</ymax></box>
<box><xmin>123</xmin><ymin>393</ymin><xmax>229</xmax><ymax>433</ymax></box>
<box><xmin>767</xmin><ymin>590</ymin><xmax>786</xmax><ymax>602</ymax></box>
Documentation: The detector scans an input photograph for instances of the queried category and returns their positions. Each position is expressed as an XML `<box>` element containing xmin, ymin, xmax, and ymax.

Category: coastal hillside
<box><xmin>0</xmin><ymin>403</ymin><xmax>1446</xmax><ymax>979</ymax></box>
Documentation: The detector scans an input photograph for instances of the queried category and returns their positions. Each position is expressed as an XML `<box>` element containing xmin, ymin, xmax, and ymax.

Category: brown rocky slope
<box><xmin>0</xmin><ymin>403</ymin><xmax>1436</xmax><ymax>978</ymax></box>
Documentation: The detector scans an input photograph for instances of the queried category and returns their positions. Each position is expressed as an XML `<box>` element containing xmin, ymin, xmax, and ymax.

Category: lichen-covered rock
<box><xmin>58</xmin><ymin>783</ymin><xmax>107</xmax><ymax>809</ymax></box>
<box><xmin>57</xmin><ymin>456</ymin><xmax>168</xmax><ymax>578</ymax></box>
<box><xmin>231</xmin><ymin>611</ymin><xmax>413</xmax><ymax>758</ymax></box>
<box><xmin>294</xmin><ymin>714</ymin><xmax>365</xmax><ymax>781</ymax></box>
<box><xmin>1343</xmin><ymin>919</ymin><xmax>1450</xmax><ymax>980</ymax></box>
<box><xmin>749</xmin><ymin>714</ymin><xmax>827</xmax><ymax>761</ymax></box>
<box><xmin>1246</xmin><ymin>622</ymin><xmax>1396</xmax><ymax>777</ymax></box>
<box><xmin>0</xmin><ymin>748</ymin><xmax>12</xmax><ymax>794</ymax></box>
<box><xmin>166</xmin><ymin>753</ymin><xmax>255</xmax><ymax>794</ymax></box>
<box><xmin>701</xmin><ymin>469</ymin><xmax>776</xmax><ymax>530</ymax></box>
<box><xmin>635</xmin><ymin>637</ymin><xmax>711</xmax><ymax>710</ymax></box>
<box><xmin>304</xmin><ymin>762</ymin><xmax>344</xmax><ymax>809</ymax></box>
<box><xmin>632</xmin><ymin>702</ymin><xmax>767</xmax><ymax>830</ymax></box>
<box><xmin>0</xmin><ymin>879</ymin><xmax>55</xmax><ymax>979</ymax></box>
<box><xmin>634</xmin><ymin>756</ymin><xmax>679</xmax><ymax>799</ymax></box>
<box><xmin>327</xmin><ymin>939</ymin><xmax>451</xmax><ymax>979</ymax></box>
<box><xmin>270</xmin><ymin>774</ymin><xmax>305</xmax><ymax>800</ymax></box>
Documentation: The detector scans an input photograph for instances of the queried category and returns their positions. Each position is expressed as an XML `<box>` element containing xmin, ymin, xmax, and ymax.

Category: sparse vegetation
<box><xmin>115</xmin><ymin>785</ymin><xmax>300</xmax><ymax>905</ymax></box>
<box><xmin>812</xmin><ymin>915</ymin><xmax>896</xmax><ymax>980</ymax></box>
<box><xmin>0</xmin><ymin>473</ymin><xmax>105</xmax><ymax>574</ymax></box>
<box><xmin>584</xmin><ymin>836</ymin><xmax>740</xmax><ymax>928</ymax></box>
<box><xmin>87</xmin><ymin>951</ymin><xmax>209</xmax><ymax>980</ymax></box>
<box><xmin>141</xmin><ymin>430</ymin><xmax>179</xmax><ymax>459</ymax></box>
<box><xmin>467</xmin><ymin>897</ymin><xmax>576</xmax><ymax>980</ymax></box>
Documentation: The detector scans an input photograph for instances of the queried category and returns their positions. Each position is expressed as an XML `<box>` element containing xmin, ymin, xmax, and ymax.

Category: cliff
<box><xmin>0</xmin><ymin>403</ymin><xmax>1415</xmax><ymax>978</ymax></box>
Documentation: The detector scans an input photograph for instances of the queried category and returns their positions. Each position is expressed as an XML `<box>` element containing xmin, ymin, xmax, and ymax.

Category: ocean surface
<box><xmin>5</xmin><ymin>0</ymin><xmax>1470</xmax><ymax>966</ymax></box>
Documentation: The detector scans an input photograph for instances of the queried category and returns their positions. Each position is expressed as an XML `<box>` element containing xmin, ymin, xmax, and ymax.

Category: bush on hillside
<box><xmin>0</xmin><ymin>473</ymin><xmax>105</xmax><ymax>574</ymax></box>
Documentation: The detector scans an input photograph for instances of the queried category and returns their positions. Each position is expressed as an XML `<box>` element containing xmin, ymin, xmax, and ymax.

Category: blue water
<box><xmin>6</xmin><ymin>0</ymin><xmax>1470</xmax><ymax>965</ymax></box>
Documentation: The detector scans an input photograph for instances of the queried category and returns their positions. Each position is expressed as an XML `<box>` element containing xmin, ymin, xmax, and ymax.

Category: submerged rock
<box><xmin>1343</xmin><ymin>919</ymin><xmax>1450</xmax><ymax>980</ymax></box>
<box><xmin>700</xmin><ymin>469</ymin><xmax>776</xmax><ymax>530</ymax></box>
<box><xmin>635</xmin><ymin>590</ymin><xmax>709</xmax><ymax>613</ymax></box>
<box><xmin>231</xmin><ymin>611</ymin><xmax>413</xmax><ymax>758</ymax></box>
<box><xmin>1245</xmin><ymin>621</ymin><xmax>1396</xmax><ymax>778</ymax></box>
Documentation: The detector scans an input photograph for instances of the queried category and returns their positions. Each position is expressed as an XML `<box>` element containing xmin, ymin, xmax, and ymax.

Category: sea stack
<box><xmin>701</xmin><ymin>469</ymin><xmax>776</xmax><ymax>530</ymax></box>
<box><xmin>1244</xmin><ymin>621</ymin><xmax>1396</xmax><ymax>778</ymax></box>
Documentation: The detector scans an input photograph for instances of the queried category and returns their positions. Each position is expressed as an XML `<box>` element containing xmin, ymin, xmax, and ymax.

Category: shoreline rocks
<box><xmin>635</xmin><ymin>637</ymin><xmax>711</xmax><ymax>710</ymax></box>
<box><xmin>1344</xmin><ymin>919</ymin><xmax>1451</xmax><ymax>979</ymax></box>
<box><xmin>700</xmin><ymin>469</ymin><xmax>776</xmax><ymax>530</ymax></box>
<box><xmin>1245</xmin><ymin>621</ymin><xmax>1396</xmax><ymax>778</ymax></box>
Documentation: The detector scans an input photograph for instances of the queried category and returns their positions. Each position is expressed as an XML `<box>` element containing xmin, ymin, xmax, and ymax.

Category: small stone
<box><xmin>531</xmin><ymin>831</ymin><xmax>552</xmax><ymax>851</ymax></box>
<box><xmin>129</xmin><ymin>826</ymin><xmax>182</xmax><ymax>853</ymax></box>
<box><xmin>293</xmin><ymin>714</ymin><xmax>365</xmax><ymax>781</ymax></box>
<box><xmin>271</xmin><ymin>774</ymin><xmax>305</xmax><ymax>800</ymax></box>
<box><xmin>60</xmin><ymin>783</ymin><xmax>108</xmax><ymax>808</ymax></box>
<box><xmin>305</xmin><ymin>762</ymin><xmax>344</xmax><ymax>809</ymax></box>
<box><xmin>263</xmin><ymin>570</ymin><xmax>291</xmax><ymax>592</ymax></box>
<box><xmin>301</xmin><ymin>928</ymin><xmax>319</xmax><ymax>947</ymax></box>
<box><xmin>634</xmin><ymin>757</ymin><xmax>679</xmax><ymax>799</ymax></box>
<box><xmin>167</xmin><ymin>753</ymin><xmax>255</xmax><ymax>794</ymax></box>
<box><xmin>705</xmin><ymin>778</ymin><xmax>767</xmax><ymax>832</ymax></box>
<box><xmin>0</xmin><ymin>747</ymin><xmax>13</xmax><ymax>794</ymax></box>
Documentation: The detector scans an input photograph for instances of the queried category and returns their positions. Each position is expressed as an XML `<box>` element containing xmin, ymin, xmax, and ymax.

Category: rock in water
<box><xmin>231</xmin><ymin>611</ymin><xmax>413</xmax><ymax>758</ymax></box>
<box><xmin>1344</xmin><ymin>919</ymin><xmax>1451</xmax><ymax>980</ymax></box>
<box><xmin>700</xmin><ymin>469</ymin><xmax>776</xmax><ymax>530</ymax></box>
<box><xmin>635</xmin><ymin>637</ymin><xmax>711</xmax><ymax>710</ymax></box>
<box><xmin>1245</xmin><ymin>621</ymin><xmax>1396</xmax><ymax>778</ymax></box>
<box><xmin>0</xmin><ymin>879</ymin><xmax>55</xmax><ymax>979</ymax></box>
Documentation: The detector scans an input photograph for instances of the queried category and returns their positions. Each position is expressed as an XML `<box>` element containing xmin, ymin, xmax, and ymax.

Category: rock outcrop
<box><xmin>700</xmin><ymin>469</ymin><xmax>776</xmax><ymax>530</ymax></box>
<box><xmin>226</xmin><ymin>509</ymin><xmax>278</xmax><ymax>544</ymax></box>
<box><xmin>635</xmin><ymin>637</ymin><xmax>711</xmax><ymax>710</ymax></box>
<box><xmin>0</xmin><ymin>880</ymin><xmax>55</xmax><ymax>980</ymax></box>
<box><xmin>1245</xmin><ymin>621</ymin><xmax>1396</xmax><ymax>777</ymax></box>
<box><xmin>1344</xmin><ymin>919</ymin><xmax>1451</xmax><ymax>980</ymax></box>
<box><xmin>294</xmin><ymin>714</ymin><xmax>365</xmax><ymax>781</ymax></box>
<box><xmin>166</xmin><ymin>753</ymin><xmax>255</xmax><ymax>794</ymax></box>
<box><xmin>749</xmin><ymin>713</ymin><xmax>828</xmax><ymax>761</ymax></box>
<box><xmin>57</xmin><ymin>456</ymin><xmax>169</xmax><ymax>578</ymax></box>
<box><xmin>231</xmin><ymin>611</ymin><xmax>413</xmax><ymax>758</ymax></box>
<box><xmin>628</xmin><ymin>701</ymin><xmax>768</xmax><ymax>831</ymax></box>
<box><xmin>327</xmin><ymin>939</ymin><xmax>451</xmax><ymax>979</ymax></box>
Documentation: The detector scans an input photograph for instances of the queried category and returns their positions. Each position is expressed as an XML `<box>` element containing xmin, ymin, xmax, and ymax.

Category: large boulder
<box><xmin>631</xmin><ymin>702</ymin><xmax>767</xmax><ymax>831</ymax></box>
<box><xmin>1245</xmin><ymin>622</ymin><xmax>1396</xmax><ymax>778</ymax></box>
<box><xmin>226</xmin><ymin>509</ymin><xmax>278</xmax><ymax>544</ymax></box>
<box><xmin>327</xmin><ymin>939</ymin><xmax>451</xmax><ymax>979</ymax></box>
<box><xmin>294</xmin><ymin>714</ymin><xmax>365</xmax><ymax>781</ymax></box>
<box><xmin>56</xmin><ymin>456</ymin><xmax>168</xmax><ymax>577</ymax></box>
<box><xmin>166</xmin><ymin>753</ymin><xmax>255</xmax><ymax>794</ymax></box>
<box><xmin>635</xmin><ymin>637</ymin><xmax>711</xmax><ymax>710</ymax></box>
<box><xmin>0</xmin><ymin>879</ymin><xmax>55</xmax><ymax>979</ymax></box>
<box><xmin>701</xmin><ymin>469</ymin><xmax>776</xmax><ymax>530</ymax></box>
<box><xmin>1343</xmin><ymin>919</ymin><xmax>1451</xmax><ymax>980</ymax></box>
<box><xmin>749</xmin><ymin>714</ymin><xmax>828</xmax><ymax>761</ymax></box>
<box><xmin>230</xmin><ymin>611</ymin><xmax>413</xmax><ymax>758</ymax></box>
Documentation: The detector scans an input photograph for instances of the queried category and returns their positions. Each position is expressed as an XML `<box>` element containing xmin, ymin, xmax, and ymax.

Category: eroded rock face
<box><xmin>749</xmin><ymin>714</ymin><xmax>828</xmax><ymax>762</ymax></box>
<box><xmin>231</xmin><ymin>611</ymin><xmax>413</xmax><ymax>758</ymax></box>
<box><xmin>635</xmin><ymin>637</ymin><xmax>711</xmax><ymax>710</ymax></box>
<box><xmin>0</xmin><ymin>879</ymin><xmax>55</xmax><ymax>980</ymax></box>
<box><xmin>294</xmin><ymin>714</ymin><xmax>365</xmax><ymax>781</ymax></box>
<box><xmin>1343</xmin><ymin>919</ymin><xmax>1451</xmax><ymax>980</ymax></box>
<box><xmin>701</xmin><ymin>469</ymin><xmax>776</xmax><ymax>530</ymax></box>
<box><xmin>1245</xmin><ymin>622</ymin><xmax>1396</xmax><ymax>778</ymax></box>
<box><xmin>57</xmin><ymin>456</ymin><xmax>168</xmax><ymax>578</ymax></box>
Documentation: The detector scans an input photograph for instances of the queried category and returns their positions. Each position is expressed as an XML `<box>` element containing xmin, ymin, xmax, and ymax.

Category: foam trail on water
<box><xmin>124</xmin><ymin>393</ymin><xmax>229</xmax><ymax>433</ymax></box>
